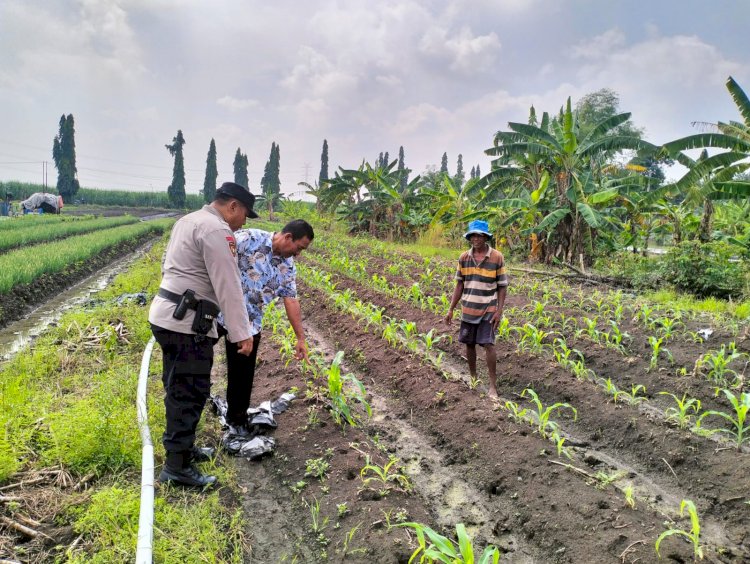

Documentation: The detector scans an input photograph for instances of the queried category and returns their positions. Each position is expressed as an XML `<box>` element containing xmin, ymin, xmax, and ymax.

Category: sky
<box><xmin>1</xmin><ymin>0</ymin><xmax>749</xmax><ymax>199</ymax></box>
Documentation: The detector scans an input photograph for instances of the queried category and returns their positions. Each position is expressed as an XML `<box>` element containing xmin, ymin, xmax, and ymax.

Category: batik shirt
<box><xmin>217</xmin><ymin>229</ymin><xmax>297</xmax><ymax>336</ymax></box>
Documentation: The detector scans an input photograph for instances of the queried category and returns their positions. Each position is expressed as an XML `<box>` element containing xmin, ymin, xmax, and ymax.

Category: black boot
<box><xmin>159</xmin><ymin>451</ymin><xmax>217</xmax><ymax>488</ymax></box>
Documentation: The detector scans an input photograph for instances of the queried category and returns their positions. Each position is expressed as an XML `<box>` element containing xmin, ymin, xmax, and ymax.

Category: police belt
<box><xmin>158</xmin><ymin>287</ymin><xmax>220</xmax><ymax>339</ymax></box>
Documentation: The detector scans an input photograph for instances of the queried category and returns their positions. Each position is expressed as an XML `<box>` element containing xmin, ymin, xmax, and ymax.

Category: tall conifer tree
<box><xmin>203</xmin><ymin>138</ymin><xmax>218</xmax><ymax>203</ymax></box>
<box><xmin>319</xmin><ymin>139</ymin><xmax>329</xmax><ymax>186</ymax></box>
<box><xmin>233</xmin><ymin>148</ymin><xmax>249</xmax><ymax>188</ymax></box>
<box><xmin>165</xmin><ymin>130</ymin><xmax>186</xmax><ymax>208</ymax></box>
<box><xmin>261</xmin><ymin>142</ymin><xmax>281</xmax><ymax>217</ymax></box>
<box><xmin>455</xmin><ymin>154</ymin><xmax>465</xmax><ymax>186</ymax></box>
<box><xmin>52</xmin><ymin>114</ymin><xmax>80</xmax><ymax>200</ymax></box>
<box><xmin>440</xmin><ymin>152</ymin><xmax>448</xmax><ymax>174</ymax></box>
<box><xmin>397</xmin><ymin>145</ymin><xmax>407</xmax><ymax>191</ymax></box>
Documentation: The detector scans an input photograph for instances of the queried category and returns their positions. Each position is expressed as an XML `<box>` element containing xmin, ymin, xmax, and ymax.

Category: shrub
<box><xmin>659</xmin><ymin>240</ymin><xmax>749</xmax><ymax>299</ymax></box>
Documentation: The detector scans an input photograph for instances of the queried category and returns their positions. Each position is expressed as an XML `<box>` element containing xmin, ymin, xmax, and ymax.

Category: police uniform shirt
<box><xmin>148</xmin><ymin>205</ymin><xmax>252</xmax><ymax>342</ymax></box>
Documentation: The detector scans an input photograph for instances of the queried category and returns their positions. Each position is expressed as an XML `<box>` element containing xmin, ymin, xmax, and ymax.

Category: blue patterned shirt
<box><xmin>217</xmin><ymin>229</ymin><xmax>297</xmax><ymax>336</ymax></box>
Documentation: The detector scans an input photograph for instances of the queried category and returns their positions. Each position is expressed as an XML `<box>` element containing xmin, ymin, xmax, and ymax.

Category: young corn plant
<box><xmin>517</xmin><ymin>323</ymin><xmax>551</xmax><ymax>355</ymax></box>
<box><xmin>521</xmin><ymin>388</ymin><xmax>578</xmax><ymax>439</ymax></box>
<box><xmin>693</xmin><ymin>343</ymin><xmax>745</xmax><ymax>388</ymax></box>
<box><xmin>396</xmin><ymin>522</ymin><xmax>500</xmax><ymax>564</ymax></box>
<box><xmin>552</xmin><ymin>338</ymin><xmax>583</xmax><ymax>371</ymax></box>
<box><xmin>325</xmin><ymin>351</ymin><xmax>372</xmax><ymax>427</ymax></box>
<box><xmin>655</xmin><ymin>499</ymin><xmax>704</xmax><ymax>560</ymax></box>
<box><xmin>648</xmin><ymin>336</ymin><xmax>672</xmax><ymax>371</ymax></box>
<box><xmin>695</xmin><ymin>389</ymin><xmax>749</xmax><ymax>449</ymax></box>
<box><xmin>502</xmin><ymin>400</ymin><xmax>531</xmax><ymax>424</ymax></box>
<box><xmin>614</xmin><ymin>384</ymin><xmax>648</xmax><ymax>406</ymax></box>
<box><xmin>420</xmin><ymin>329</ymin><xmax>451</xmax><ymax>351</ymax></box>
<box><xmin>359</xmin><ymin>454</ymin><xmax>411</xmax><ymax>495</ymax></box>
<box><xmin>599</xmin><ymin>377</ymin><xmax>620</xmax><ymax>402</ymax></box>
<box><xmin>658</xmin><ymin>392</ymin><xmax>701</xmax><ymax>429</ymax></box>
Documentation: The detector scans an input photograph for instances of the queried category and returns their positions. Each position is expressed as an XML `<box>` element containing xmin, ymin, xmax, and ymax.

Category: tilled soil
<box><xmin>216</xmin><ymin>247</ymin><xmax>750</xmax><ymax>563</ymax></box>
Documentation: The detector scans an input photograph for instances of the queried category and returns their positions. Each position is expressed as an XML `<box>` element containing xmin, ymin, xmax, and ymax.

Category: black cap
<box><xmin>216</xmin><ymin>182</ymin><xmax>259</xmax><ymax>218</ymax></box>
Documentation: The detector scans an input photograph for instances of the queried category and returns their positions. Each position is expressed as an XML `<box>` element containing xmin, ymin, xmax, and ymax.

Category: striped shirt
<box><xmin>455</xmin><ymin>245</ymin><xmax>509</xmax><ymax>324</ymax></box>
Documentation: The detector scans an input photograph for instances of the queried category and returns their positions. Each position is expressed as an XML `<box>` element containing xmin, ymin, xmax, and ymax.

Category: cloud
<box><xmin>419</xmin><ymin>25</ymin><xmax>501</xmax><ymax>74</ymax></box>
<box><xmin>216</xmin><ymin>96</ymin><xmax>260</xmax><ymax>111</ymax></box>
<box><xmin>572</xmin><ymin>29</ymin><xmax>626</xmax><ymax>60</ymax></box>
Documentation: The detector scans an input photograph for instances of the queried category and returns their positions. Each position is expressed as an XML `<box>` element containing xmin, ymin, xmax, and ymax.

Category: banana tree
<box><xmin>484</xmin><ymin>97</ymin><xmax>657</xmax><ymax>264</ymax></box>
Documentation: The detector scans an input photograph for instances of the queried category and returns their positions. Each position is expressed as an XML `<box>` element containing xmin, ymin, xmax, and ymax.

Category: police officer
<box><xmin>149</xmin><ymin>182</ymin><xmax>258</xmax><ymax>488</ymax></box>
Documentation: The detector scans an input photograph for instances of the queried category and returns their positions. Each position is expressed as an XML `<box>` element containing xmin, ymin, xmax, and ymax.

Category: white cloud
<box><xmin>216</xmin><ymin>96</ymin><xmax>260</xmax><ymax>111</ymax></box>
<box><xmin>572</xmin><ymin>29</ymin><xmax>626</xmax><ymax>60</ymax></box>
<box><xmin>419</xmin><ymin>25</ymin><xmax>501</xmax><ymax>73</ymax></box>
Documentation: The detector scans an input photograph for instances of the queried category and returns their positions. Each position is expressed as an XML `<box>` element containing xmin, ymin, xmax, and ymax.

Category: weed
<box><xmin>336</xmin><ymin>502</ymin><xmax>349</xmax><ymax>518</ymax></box>
<box><xmin>290</xmin><ymin>480</ymin><xmax>307</xmax><ymax>494</ymax></box>
<box><xmin>341</xmin><ymin>523</ymin><xmax>367</xmax><ymax>557</ymax></box>
<box><xmin>593</xmin><ymin>470</ymin><xmax>625</xmax><ymax>489</ymax></box>
<box><xmin>623</xmin><ymin>484</ymin><xmax>636</xmax><ymax>509</ymax></box>
<box><xmin>305</xmin><ymin>457</ymin><xmax>330</xmax><ymax>480</ymax></box>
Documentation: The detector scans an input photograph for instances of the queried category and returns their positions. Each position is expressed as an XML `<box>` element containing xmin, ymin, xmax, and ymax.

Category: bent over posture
<box><xmin>148</xmin><ymin>182</ymin><xmax>258</xmax><ymax>487</ymax></box>
<box><xmin>445</xmin><ymin>220</ymin><xmax>508</xmax><ymax>399</ymax></box>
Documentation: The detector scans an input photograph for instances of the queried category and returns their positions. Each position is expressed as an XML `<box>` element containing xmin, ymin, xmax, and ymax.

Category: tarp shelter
<box><xmin>20</xmin><ymin>193</ymin><xmax>63</xmax><ymax>214</ymax></box>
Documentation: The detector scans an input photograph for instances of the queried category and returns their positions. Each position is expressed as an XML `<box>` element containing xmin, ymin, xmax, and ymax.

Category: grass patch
<box><xmin>644</xmin><ymin>288</ymin><xmax>750</xmax><ymax>321</ymax></box>
<box><xmin>1</xmin><ymin>234</ymin><xmax>248</xmax><ymax>562</ymax></box>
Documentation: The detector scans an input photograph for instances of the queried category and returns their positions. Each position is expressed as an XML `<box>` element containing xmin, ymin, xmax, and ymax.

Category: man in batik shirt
<box><xmin>217</xmin><ymin>219</ymin><xmax>314</xmax><ymax>433</ymax></box>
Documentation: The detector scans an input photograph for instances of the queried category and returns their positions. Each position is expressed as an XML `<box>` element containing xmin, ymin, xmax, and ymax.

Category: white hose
<box><xmin>136</xmin><ymin>336</ymin><xmax>156</xmax><ymax>564</ymax></box>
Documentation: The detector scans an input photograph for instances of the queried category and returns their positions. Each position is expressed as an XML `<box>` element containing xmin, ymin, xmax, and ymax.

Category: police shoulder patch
<box><xmin>226</xmin><ymin>236</ymin><xmax>237</xmax><ymax>257</ymax></box>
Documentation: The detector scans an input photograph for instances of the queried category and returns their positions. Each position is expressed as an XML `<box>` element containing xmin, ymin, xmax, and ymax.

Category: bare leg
<box><xmin>466</xmin><ymin>344</ymin><xmax>477</xmax><ymax>378</ymax></box>
<box><xmin>485</xmin><ymin>344</ymin><xmax>498</xmax><ymax>398</ymax></box>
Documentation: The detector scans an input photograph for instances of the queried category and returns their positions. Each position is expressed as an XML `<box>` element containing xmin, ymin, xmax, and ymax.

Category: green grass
<box><xmin>0</xmin><ymin>235</ymin><xmax>248</xmax><ymax>561</ymax></box>
<box><xmin>644</xmin><ymin>288</ymin><xmax>750</xmax><ymax>320</ymax></box>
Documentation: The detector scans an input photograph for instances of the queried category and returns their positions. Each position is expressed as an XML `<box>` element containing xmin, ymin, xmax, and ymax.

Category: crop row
<box><xmin>0</xmin><ymin>219</ymin><xmax>174</xmax><ymax>294</ymax></box>
<box><xmin>294</xmin><ymin>266</ymin><xmax>741</xmax><ymax>561</ymax></box>
<box><xmin>0</xmin><ymin>215</ymin><xmax>140</xmax><ymax>254</ymax></box>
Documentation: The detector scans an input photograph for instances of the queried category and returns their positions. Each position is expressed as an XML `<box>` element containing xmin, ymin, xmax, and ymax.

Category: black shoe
<box><xmin>191</xmin><ymin>446</ymin><xmax>216</xmax><ymax>462</ymax></box>
<box><xmin>158</xmin><ymin>464</ymin><xmax>217</xmax><ymax>488</ymax></box>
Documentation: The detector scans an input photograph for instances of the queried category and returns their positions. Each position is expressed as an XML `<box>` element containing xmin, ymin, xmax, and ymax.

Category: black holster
<box><xmin>191</xmin><ymin>299</ymin><xmax>220</xmax><ymax>340</ymax></box>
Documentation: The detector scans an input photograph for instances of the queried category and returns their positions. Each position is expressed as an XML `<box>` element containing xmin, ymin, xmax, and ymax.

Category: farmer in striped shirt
<box><xmin>445</xmin><ymin>220</ymin><xmax>508</xmax><ymax>399</ymax></box>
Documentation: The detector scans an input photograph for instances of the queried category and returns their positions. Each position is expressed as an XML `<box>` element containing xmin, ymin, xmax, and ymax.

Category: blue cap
<box><xmin>464</xmin><ymin>219</ymin><xmax>493</xmax><ymax>240</ymax></box>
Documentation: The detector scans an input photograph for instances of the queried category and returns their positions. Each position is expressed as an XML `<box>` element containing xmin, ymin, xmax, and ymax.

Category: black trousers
<box><xmin>217</xmin><ymin>324</ymin><xmax>261</xmax><ymax>426</ymax></box>
<box><xmin>151</xmin><ymin>324</ymin><xmax>217</xmax><ymax>457</ymax></box>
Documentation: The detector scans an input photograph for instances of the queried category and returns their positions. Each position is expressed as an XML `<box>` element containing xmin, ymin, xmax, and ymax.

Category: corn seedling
<box><xmin>382</xmin><ymin>320</ymin><xmax>399</xmax><ymax>347</ymax></box>
<box><xmin>551</xmin><ymin>430</ymin><xmax>573</xmax><ymax>460</ymax></box>
<box><xmin>656</xmin><ymin>316</ymin><xmax>683</xmax><ymax>340</ymax></box>
<box><xmin>655</xmin><ymin>499</ymin><xmax>704</xmax><ymax>560</ymax></box>
<box><xmin>359</xmin><ymin>454</ymin><xmax>411</xmax><ymax>494</ymax></box>
<box><xmin>552</xmin><ymin>338</ymin><xmax>582</xmax><ymax>371</ymax></box>
<box><xmin>599</xmin><ymin>377</ymin><xmax>620</xmax><ymax>401</ymax></box>
<box><xmin>420</xmin><ymin>329</ymin><xmax>450</xmax><ymax>351</ymax></box>
<box><xmin>517</xmin><ymin>323</ymin><xmax>551</xmax><ymax>354</ymax></box>
<box><xmin>648</xmin><ymin>336</ymin><xmax>672</xmax><ymax>371</ymax></box>
<box><xmin>695</xmin><ymin>389</ymin><xmax>749</xmax><ymax>449</ymax></box>
<box><xmin>659</xmin><ymin>392</ymin><xmax>701</xmax><ymax>429</ymax></box>
<box><xmin>496</xmin><ymin>317</ymin><xmax>511</xmax><ymax>339</ymax></box>
<box><xmin>521</xmin><ymin>388</ymin><xmax>578</xmax><ymax>439</ymax></box>
<box><xmin>614</xmin><ymin>384</ymin><xmax>648</xmax><ymax>406</ymax></box>
<box><xmin>634</xmin><ymin>303</ymin><xmax>656</xmax><ymax>328</ymax></box>
<box><xmin>306</xmin><ymin>497</ymin><xmax>330</xmax><ymax>547</ymax></box>
<box><xmin>502</xmin><ymin>400</ymin><xmax>530</xmax><ymax>423</ymax></box>
<box><xmin>571</xmin><ymin>360</ymin><xmax>595</xmax><ymax>381</ymax></box>
<box><xmin>325</xmin><ymin>351</ymin><xmax>372</xmax><ymax>427</ymax></box>
<box><xmin>397</xmin><ymin>522</ymin><xmax>501</xmax><ymax>564</ymax></box>
<box><xmin>694</xmin><ymin>343</ymin><xmax>744</xmax><ymax>388</ymax></box>
<box><xmin>623</xmin><ymin>484</ymin><xmax>636</xmax><ymax>509</ymax></box>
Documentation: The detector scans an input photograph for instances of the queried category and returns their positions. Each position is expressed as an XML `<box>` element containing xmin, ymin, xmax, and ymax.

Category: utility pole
<box><xmin>303</xmin><ymin>162</ymin><xmax>311</xmax><ymax>185</ymax></box>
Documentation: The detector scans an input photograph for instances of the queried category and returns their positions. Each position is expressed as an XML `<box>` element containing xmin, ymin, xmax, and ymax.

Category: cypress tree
<box><xmin>165</xmin><ymin>130</ymin><xmax>186</xmax><ymax>208</ymax></box>
<box><xmin>52</xmin><ymin>114</ymin><xmax>80</xmax><ymax>201</ymax></box>
<box><xmin>203</xmin><ymin>138</ymin><xmax>218</xmax><ymax>203</ymax></box>
<box><xmin>398</xmin><ymin>146</ymin><xmax>407</xmax><ymax>191</ymax></box>
<box><xmin>440</xmin><ymin>152</ymin><xmax>448</xmax><ymax>174</ymax></box>
<box><xmin>319</xmin><ymin>139</ymin><xmax>329</xmax><ymax>186</ymax></box>
<box><xmin>378</xmin><ymin>152</ymin><xmax>384</xmax><ymax>168</ymax></box>
<box><xmin>476</xmin><ymin>164</ymin><xmax>481</xmax><ymax>178</ymax></box>
<box><xmin>455</xmin><ymin>154</ymin><xmax>465</xmax><ymax>186</ymax></box>
<box><xmin>233</xmin><ymin>148</ymin><xmax>249</xmax><ymax>188</ymax></box>
<box><xmin>384</xmin><ymin>151</ymin><xmax>389</xmax><ymax>167</ymax></box>
<box><xmin>261</xmin><ymin>142</ymin><xmax>281</xmax><ymax>216</ymax></box>
<box><xmin>470</xmin><ymin>165</ymin><xmax>476</xmax><ymax>180</ymax></box>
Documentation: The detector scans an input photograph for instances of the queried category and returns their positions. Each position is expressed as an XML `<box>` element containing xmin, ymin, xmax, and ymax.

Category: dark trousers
<box><xmin>218</xmin><ymin>325</ymin><xmax>261</xmax><ymax>426</ymax></box>
<box><xmin>151</xmin><ymin>324</ymin><xmax>217</xmax><ymax>460</ymax></box>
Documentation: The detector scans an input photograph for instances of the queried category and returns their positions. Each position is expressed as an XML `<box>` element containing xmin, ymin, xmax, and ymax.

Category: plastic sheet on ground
<box><xmin>209</xmin><ymin>392</ymin><xmax>296</xmax><ymax>459</ymax></box>
<box><xmin>697</xmin><ymin>328</ymin><xmax>714</xmax><ymax>341</ymax></box>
